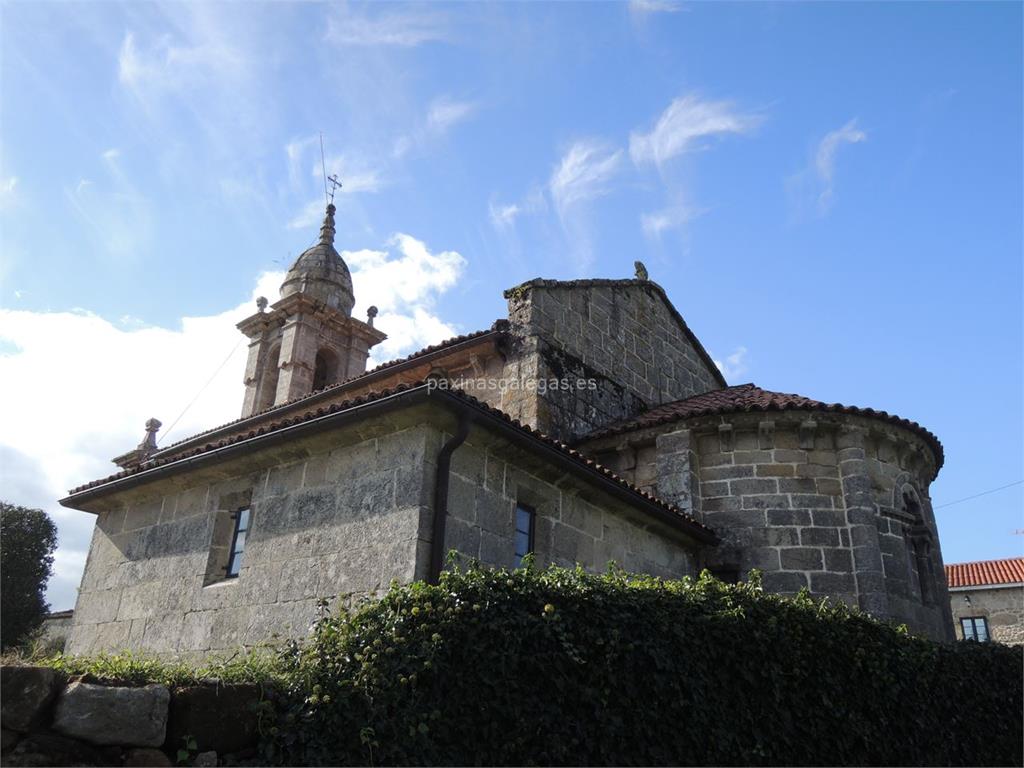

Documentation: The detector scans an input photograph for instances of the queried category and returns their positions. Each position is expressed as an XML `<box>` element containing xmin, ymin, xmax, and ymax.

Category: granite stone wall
<box><xmin>68</xmin><ymin>423</ymin><xmax>435</xmax><ymax>657</ymax></box>
<box><xmin>501</xmin><ymin>281</ymin><xmax>722</xmax><ymax>441</ymax></box>
<box><xmin>950</xmin><ymin>586</ymin><xmax>1024</xmax><ymax>645</ymax></box>
<box><xmin>582</xmin><ymin>412</ymin><xmax>953</xmax><ymax>641</ymax></box>
<box><xmin>442</xmin><ymin>436</ymin><xmax>697</xmax><ymax>579</ymax></box>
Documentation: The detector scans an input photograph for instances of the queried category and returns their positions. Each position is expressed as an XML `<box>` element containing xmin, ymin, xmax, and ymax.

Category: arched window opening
<box><xmin>901</xmin><ymin>488</ymin><xmax>935</xmax><ymax>605</ymax></box>
<box><xmin>313</xmin><ymin>348</ymin><xmax>338</xmax><ymax>392</ymax></box>
<box><xmin>257</xmin><ymin>345</ymin><xmax>281</xmax><ymax>412</ymax></box>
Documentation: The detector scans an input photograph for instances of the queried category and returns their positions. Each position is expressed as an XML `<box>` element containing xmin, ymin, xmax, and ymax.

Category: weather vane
<box><xmin>326</xmin><ymin>173</ymin><xmax>342</xmax><ymax>204</ymax></box>
<box><xmin>319</xmin><ymin>132</ymin><xmax>342</xmax><ymax>205</ymax></box>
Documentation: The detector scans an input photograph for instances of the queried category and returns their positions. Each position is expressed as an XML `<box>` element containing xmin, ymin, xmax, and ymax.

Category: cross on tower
<box><xmin>326</xmin><ymin>174</ymin><xmax>342</xmax><ymax>204</ymax></box>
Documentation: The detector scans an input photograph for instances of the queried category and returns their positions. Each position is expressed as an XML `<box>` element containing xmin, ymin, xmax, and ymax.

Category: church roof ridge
<box><xmin>502</xmin><ymin>276</ymin><xmax>727</xmax><ymax>389</ymax></box>
<box><xmin>582</xmin><ymin>382</ymin><xmax>944</xmax><ymax>474</ymax></box>
<box><xmin>62</xmin><ymin>382</ymin><xmax>718</xmax><ymax>545</ymax></box>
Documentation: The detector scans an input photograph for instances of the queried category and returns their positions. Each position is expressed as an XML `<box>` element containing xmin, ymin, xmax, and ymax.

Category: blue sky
<box><xmin>1</xmin><ymin>1</ymin><xmax>1021</xmax><ymax>610</ymax></box>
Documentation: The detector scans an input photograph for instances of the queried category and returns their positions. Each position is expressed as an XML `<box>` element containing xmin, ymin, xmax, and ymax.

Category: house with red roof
<box><xmin>946</xmin><ymin>557</ymin><xmax>1024</xmax><ymax>645</ymax></box>
<box><xmin>60</xmin><ymin>204</ymin><xmax>955</xmax><ymax>655</ymax></box>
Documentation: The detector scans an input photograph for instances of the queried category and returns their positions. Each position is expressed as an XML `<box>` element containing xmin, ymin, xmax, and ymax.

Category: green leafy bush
<box><xmin>265</xmin><ymin>563</ymin><xmax>1023</xmax><ymax>767</ymax></box>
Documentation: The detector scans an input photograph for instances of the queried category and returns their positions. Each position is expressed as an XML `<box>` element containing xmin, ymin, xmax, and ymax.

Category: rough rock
<box><xmin>165</xmin><ymin>685</ymin><xmax>260</xmax><ymax>754</ymax></box>
<box><xmin>123</xmin><ymin>747</ymin><xmax>173</xmax><ymax>766</ymax></box>
<box><xmin>51</xmin><ymin>682</ymin><xmax>170</xmax><ymax>747</ymax></box>
<box><xmin>2</xmin><ymin>728</ymin><xmax>21</xmax><ymax>752</ymax></box>
<box><xmin>194</xmin><ymin>750</ymin><xmax>217</xmax><ymax>767</ymax></box>
<box><xmin>0</xmin><ymin>666</ymin><xmax>61</xmax><ymax>732</ymax></box>
<box><xmin>2</xmin><ymin>731</ymin><xmax>104</xmax><ymax>767</ymax></box>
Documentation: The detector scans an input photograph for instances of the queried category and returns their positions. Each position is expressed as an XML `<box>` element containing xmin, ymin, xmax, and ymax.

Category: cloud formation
<box><xmin>0</xmin><ymin>235</ymin><xmax>464</xmax><ymax>610</ymax></box>
<box><xmin>814</xmin><ymin>119</ymin><xmax>867</xmax><ymax>211</ymax></box>
<box><xmin>713</xmin><ymin>346</ymin><xmax>749</xmax><ymax>381</ymax></box>
<box><xmin>549</xmin><ymin>140</ymin><xmax>623</xmax><ymax>216</ymax></box>
<box><xmin>630</xmin><ymin>94</ymin><xmax>760</xmax><ymax>170</ymax></box>
<box><xmin>326</xmin><ymin>5</ymin><xmax>448</xmax><ymax>47</ymax></box>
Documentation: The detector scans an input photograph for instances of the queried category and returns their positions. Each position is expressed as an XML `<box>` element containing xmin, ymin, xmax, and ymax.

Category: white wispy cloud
<box><xmin>0</xmin><ymin>236</ymin><xmax>464</xmax><ymax>610</ymax></box>
<box><xmin>814</xmin><ymin>119</ymin><xmax>867</xmax><ymax>211</ymax></box>
<box><xmin>488</xmin><ymin>186</ymin><xmax>547</xmax><ymax>234</ymax></box>
<box><xmin>713</xmin><ymin>346</ymin><xmax>749</xmax><ymax>381</ymax></box>
<box><xmin>117</xmin><ymin>29</ymin><xmax>245</xmax><ymax>96</ymax></box>
<box><xmin>426</xmin><ymin>97</ymin><xmax>476</xmax><ymax>134</ymax></box>
<box><xmin>325</xmin><ymin>5</ymin><xmax>448</xmax><ymax>47</ymax></box>
<box><xmin>285</xmin><ymin>137</ymin><xmax>386</xmax><ymax>228</ymax></box>
<box><xmin>549</xmin><ymin>140</ymin><xmax>623</xmax><ymax>215</ymax></box>
<box><xmin>640</xmin><ymin>205</ymin><xmax>699</xmax><ymax>238</ymax></box>
<box><xmin>63</xmin><ymin>149</ymin><xmax>153</xmax><ymax>263</ymax></box>
<box><xmin>394</xmin><ymin>97</ymin><xmax>478</xmax><ymax>159</ymax></box>
<box><xmin>0</xmin><ymin>175</ymin><xmax>18</xmax><ymax>211</ymax></box>
<box><xmin>630</xmin><ymin>94</ymin><xmax>760</xmax><ymax>170</ymax></box>
<box><xmin>629</xmin><ymin>0</ymin><xmax>683</xmax><ymax>16</ymax></box>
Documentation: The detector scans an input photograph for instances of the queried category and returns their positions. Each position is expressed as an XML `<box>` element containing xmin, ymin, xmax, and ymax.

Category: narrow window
<box><xmin>226</xmin><ymin>508</ymin><xmax>250</xmax><ymax>578</ymax></box>
<box><xmin>960</xmin><ymin>617</ymin><xmax>989</xmax><ymax>642</ymax></box>
<box><xmin>514</xmin><ymin>503</ymin><xmax>535</xmax><ymax>567</ymax></box>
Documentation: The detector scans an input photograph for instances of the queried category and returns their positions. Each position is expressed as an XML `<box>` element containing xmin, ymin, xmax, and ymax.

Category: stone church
<box><xmin>60</xmin><ymin>204</ymin><xmax>955</xmax><ymax>656</ymax></box>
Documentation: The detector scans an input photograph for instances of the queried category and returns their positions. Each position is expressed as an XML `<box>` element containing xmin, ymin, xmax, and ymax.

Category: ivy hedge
<box><xmin>263</xmin><ymin>563</ymin><xmax>1023</xmax><ymax>766</ymax></box>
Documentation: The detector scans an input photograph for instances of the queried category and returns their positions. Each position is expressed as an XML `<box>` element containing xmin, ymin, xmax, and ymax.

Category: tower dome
<box><xmin>280</xmin><ymin>204</ymin><xmax>355</xmax><ymax>315</ymax></box>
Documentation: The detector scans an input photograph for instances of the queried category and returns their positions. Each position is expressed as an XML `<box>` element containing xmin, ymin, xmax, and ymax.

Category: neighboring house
<box><xmin>59</xmin><ymin>204</ymin><xmax>955</xmax><ymax>657</ymax></box>
<box><xmin>38</xmin><ymin>609</ymin><xmax>74</xmax><ymax>650</ymax></box>
<box><xmin>946</xmin><ymin>557</ymin><xmax>1024</xmax><ymax>645</ymax></box>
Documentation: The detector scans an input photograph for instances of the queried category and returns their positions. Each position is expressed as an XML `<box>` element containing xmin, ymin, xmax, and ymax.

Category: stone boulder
<box><xmin>165</xmin><ymin>684</ymin><xmax>260</xmax><ymax>755</ymax></box>
<box><xmin>123</xmin><ymin>747</ymin><xmax>173</xmax><ymax>766</ymax></box>
<box><xmin>2</xmin><ymin>731</ymin><xmax>104</xmax><ymax>767</ymax></box>
<box><xmin>52</xmin><ymin>682</ymin><xmax>170</xmax><ymax>747</ymax></box>
<box><xmin>0</xmin><ymin>666</ymin><xmax>62</xmax><ymax>732</ymax></box>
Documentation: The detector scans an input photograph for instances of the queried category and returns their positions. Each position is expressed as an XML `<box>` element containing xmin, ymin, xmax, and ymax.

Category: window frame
<box><xmin>225</xmin><ymin>507</ymin><xmax>251</xmax><ymax>579</ymax></box>
<box><xmin>960</xmin><ymin>616</ymin><xmax>990</xmax><ymax>642</ymax></box>
<box><xmin>513</xmin><ymin>502</ymin><xmax>536</xmax><ymax>568</ymax></box>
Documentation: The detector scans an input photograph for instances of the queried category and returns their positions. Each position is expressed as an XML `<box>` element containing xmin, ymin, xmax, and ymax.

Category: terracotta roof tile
<box><xmin>64</xmin><ymin>382</ymin><xmax>716</xmax><ymax>543</ymax></box>
<box><xmin>945</xmin><ymin>557</ymin><xmax>1024</xmax><ymax>588</ymax></box>
<box><xmin>152</xmin><ymin>324</ymin><xmax>504</xmax><ymax>456</ymax></box>
<box><xmin>584</xmin><ymin>383</ymin><xmax>944</xmax><ymax>473</ymax></box>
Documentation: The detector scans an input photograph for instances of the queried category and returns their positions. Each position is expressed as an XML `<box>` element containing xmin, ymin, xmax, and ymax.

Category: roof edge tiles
<box><xmin>150</xmin><ymin>324</ymin><xmax>505</xmax><ymax>459</ymax></box>
<box><xmin>62</xmin><ymin>383</ymin><xmax>718</xmax><ymax>546</ymax></box>
<box><xmin>945</xmin><ymin>557</ymin><xmax>1024</xmax><ymax>589</ymax></box>
<box><xmin>582</xmin><ymin>382</ymin><xmax>944</xmax><ymax>474</ymax></box>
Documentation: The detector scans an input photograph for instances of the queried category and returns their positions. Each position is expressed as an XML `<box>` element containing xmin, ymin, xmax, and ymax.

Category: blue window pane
<box><xmin>233</xmin><ymin>530</ymin><xmax>246</xmax><ymax>553</ymax></box>
<box><xmin>237</xmin><ymin>508</ymin><xmax>250</xmax><ymax>531</ymax></box>
<box><xmin>515</xmin><ymin>530</ymin><xmax>530</xmax><ymax>558</ymax></box>
<box><xmin>227</xmin><ymin>552</ymin><xmax>242</xmax><ymax>577</ymax></box>
<box><xmin>516</xmin><ymin>506</ymin><xmax>532</xmax><ymax>535</ymax></box>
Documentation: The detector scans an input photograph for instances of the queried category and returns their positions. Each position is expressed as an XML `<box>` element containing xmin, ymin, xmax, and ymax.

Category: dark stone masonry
<box><xmin>58</xmin><ymin>208</ymin><xmax>955</xmax><ymax>656</ymax></box>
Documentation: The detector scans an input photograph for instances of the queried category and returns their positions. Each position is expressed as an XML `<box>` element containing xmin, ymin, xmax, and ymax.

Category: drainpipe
<box><xmin>428</xmin><ymin>415</ymin><xmax>470</xmax><ymax>584</ymax></box>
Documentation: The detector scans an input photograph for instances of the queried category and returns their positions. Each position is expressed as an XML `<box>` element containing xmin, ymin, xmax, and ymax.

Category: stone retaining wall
<box><xmin>0</xmin><ymin>665</ymin><xmax>262</xmax><ymax>767</ymax></box>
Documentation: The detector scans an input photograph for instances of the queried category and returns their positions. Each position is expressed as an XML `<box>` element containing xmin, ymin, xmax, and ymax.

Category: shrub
<box><xmin>264</xmin><ymin>563</ymin><xmax>1023</xmax><ymax>767</ymax></box>
<box><xmin>0</xmin><ymin>502</ymin><xmax>58</xmax><ymax>650</ymax></box>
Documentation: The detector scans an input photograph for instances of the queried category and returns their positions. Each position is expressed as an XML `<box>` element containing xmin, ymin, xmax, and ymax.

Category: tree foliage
<box><xmin>264</xmin><ymin>563</ymin><xmax>1023</xmax><ymax>767</ymax></box>
<box><xmin>1</xmin><ymin>501</ymin><xmax>58</xmax><ymax>649</ymax></box>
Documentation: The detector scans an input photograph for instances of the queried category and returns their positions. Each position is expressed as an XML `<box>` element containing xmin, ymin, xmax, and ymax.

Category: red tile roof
<box><xmin>152</xmin><ymin>324</ymin><xmax>504</xmax><ymax>457</ymax></box>
<box><xmin>62</xmin><ymin>382</ymin><xmax>717</xmax><ymax>544</ymax></box>
<box><xmin>946</xmin><ymin>557</ymin><xmax>1024</xmax><ymax>588</ymax></box>
<box><xmin>583</xmin><ymin>383</ymin><xmax>944</xmax><ymax>473</ymax></box>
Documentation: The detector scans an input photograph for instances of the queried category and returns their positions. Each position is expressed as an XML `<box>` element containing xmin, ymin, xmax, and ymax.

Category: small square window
<box><xmin>961</xmin><ymin>616</ymin><xmax>990</xmax><ymax>642</ymax></box>
<box><xmin>514</xmin><ymin>504</ymin><xmax>535</xmax><ymax>567</ymax></box>
<box><xmin>226</xmin><ymin>508</ymin><xmax>250</xmax><ymax>578</ymax></box>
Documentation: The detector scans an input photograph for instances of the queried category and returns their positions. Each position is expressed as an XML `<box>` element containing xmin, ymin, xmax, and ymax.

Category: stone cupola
<box><xmin>279</xmin><ymin>204</ymin><xmax>355</xmax><ymax>314</ymax></box>
<box><xmin>236</xmin><ymin>205</ymin><xmax>386</xmax><ymax>417</ymax></box>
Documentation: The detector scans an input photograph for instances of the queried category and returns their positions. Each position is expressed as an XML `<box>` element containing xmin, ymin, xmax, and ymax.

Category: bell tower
<box><xmin>236</xmin><ymin>204</ymin><xmax>386</xmax><ymax>417</ymax></box>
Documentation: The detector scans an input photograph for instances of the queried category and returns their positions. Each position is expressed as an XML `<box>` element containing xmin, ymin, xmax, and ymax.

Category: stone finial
<box><xmin>366</xmin><ymin>305</ymin><xmax>378</xmax><ymax>327</ymax></box>
<box><xmin>318</xmin><ymin>204</ymin><xmax>337</xmax><ymax>246</ymax></box>
<box><xmin>256</xmin><ymin>296</ymin><xmax>268</xmax><ymax>313</ymax></box>
<box><xmin>634</xmin><ymin>260</ymin><xmax>649</xmax><ymax>281</ymax></box>
<box><xmin>138</xmin><ymin>418</ymin><xmax>162</xmax><ymax>454</ymax></box>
